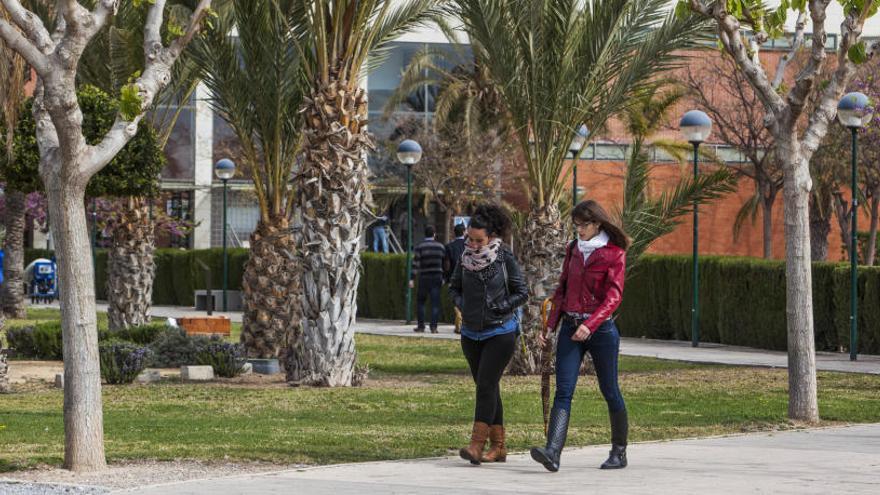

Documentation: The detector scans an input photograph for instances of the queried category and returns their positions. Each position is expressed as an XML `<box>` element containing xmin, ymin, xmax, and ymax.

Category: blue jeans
<box><xmin>553</xmin><ymin>318</ymin><xmax>626</xmax><ymax>414</ymax></box>
<box><xmin>373</xmin><ymin>226</ymin><xmax>388</xmax><ymax>253</ymax></box>
<box><xmin>416</xmin><ymin>275</ymin><xmax>443</xmax><ymax>329</ymax></box>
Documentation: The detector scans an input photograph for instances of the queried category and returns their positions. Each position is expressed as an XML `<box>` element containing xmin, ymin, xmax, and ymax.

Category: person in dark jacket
<box><xmin>444</xmin><ymin>223</ymin><xmax>467</xmax><ymax>334</ymax></box>
<box><xmin>411</xmin><ymin>226</ymin><xmax>446</xmax><ymax>333</ymax></box>
<box><xmin>449</xmin><ymin>203</ymin><xmax>528</xmax><ymax>465</ymax></box>
<box><xmin>530</xmin><ymin>200</ymin><xmax>630</xmax><ymax>472</ymax></box>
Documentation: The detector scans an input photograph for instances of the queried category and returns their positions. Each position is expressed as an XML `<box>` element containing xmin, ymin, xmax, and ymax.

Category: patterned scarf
<box><xmin>461</xmin><ymin>238</ymin><xmax>502</xmax><ymax>272</ymax></box>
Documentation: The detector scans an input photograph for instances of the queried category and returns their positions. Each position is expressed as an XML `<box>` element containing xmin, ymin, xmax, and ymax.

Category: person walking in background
<box><xmin>410</xmin><ymin>226</ymin><xmax>446</xmax><ymax>333</ymax></box>
<box><xmin>444</xmin><ymin>223</ymin><xmax>467</xmax><ymax>334</ymax></box>
<box><xmin>372</xmin><ymin>214</ymin><xmax>389</xmax><ymax>253</ymax></box>
<box><xmin>449</xmin><ymin>203</ymin><xmax>528</xmax><ymax>465</ymax></box>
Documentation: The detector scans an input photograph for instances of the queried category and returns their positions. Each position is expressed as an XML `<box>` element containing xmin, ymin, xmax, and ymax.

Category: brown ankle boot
<box><xmin>459</xmin><ymin>421</ymin><xmax>489</xmax><ymax>465</ymax></box>
<box><xmin>481</xmin><ymin>425</ymin><xmax>507</xmax><ymax>462</ymax></box>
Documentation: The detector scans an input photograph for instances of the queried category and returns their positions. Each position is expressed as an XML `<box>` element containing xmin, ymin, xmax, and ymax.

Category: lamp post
<box><xmin>679</xmin><ymin>110</ymin><xmax>712</xmax><ymax>348</ymax></box>
<box><xmin>837</xmin><ymin>92</ymin><xmax>873</xmax><ymax>361</ymax></box>
<box><xmin>569</xmin><ymin>124</ymin><xmax>589</xmax><ymax>207</ymax></box>
<box><xmin>214</xmin><ymin>158</ymin><xmax>236</xmax><ymax>312</ymax></box>
<box><xmin>397</xmin><ymin>140</ymin><xmax>422</xmax><ymax>324</ymax></box>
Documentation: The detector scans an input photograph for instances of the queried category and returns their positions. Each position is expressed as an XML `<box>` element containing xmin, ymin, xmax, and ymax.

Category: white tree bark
<box><xmin>0</xmin><ymin>0</ymin><xmax>212</xmax><ymax>471</ymax></box>
<box><xmin>688</xmin><ymin>0</ymin><xmax>874</xmax><ymax>422</ymax></box>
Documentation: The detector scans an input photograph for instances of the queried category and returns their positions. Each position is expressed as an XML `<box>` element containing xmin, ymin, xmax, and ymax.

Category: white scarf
<box><xmin>577</xmin><ymin>230</ymin><xmax>609</xmax><ymax>264</ymax></box>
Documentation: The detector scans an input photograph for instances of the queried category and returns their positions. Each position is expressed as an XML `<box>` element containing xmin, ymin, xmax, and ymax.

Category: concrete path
<box><xmin>117</xmin><ymin>423</ymin><xmax>880</xmax><ymax>494</ymax></box>
<box><xmin>37</xmin><ymin>302</ymin><xmax>880</xmax><ymax>374</ymax></box>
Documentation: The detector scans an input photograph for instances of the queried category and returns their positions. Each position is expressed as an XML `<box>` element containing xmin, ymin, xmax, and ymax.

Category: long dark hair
<box><xmin>469</xmin><ymin>202</ymin><xmax>512</xmax><ymax>238</ymax></box>
<box><xmin>571</xmin><ymin>200</ymin><xmax>630</xmax><ymax>251</ymax></box>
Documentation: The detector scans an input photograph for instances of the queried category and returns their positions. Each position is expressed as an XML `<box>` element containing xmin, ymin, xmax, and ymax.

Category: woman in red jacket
<box><xmin>530</xmin><ymin>200</ymin><xmax>630</xmax><ymax>472</ymax></box>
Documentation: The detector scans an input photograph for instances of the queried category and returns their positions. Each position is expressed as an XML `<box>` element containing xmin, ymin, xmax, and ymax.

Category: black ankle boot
<box><xmin>601</xmin><ymin>408</ymin><xmax>628</xmax><ymax>469</ymax></box>
<box><xmin>530</xmin><ymin>407</ymin><xmax>569</xmax><ymax>472</ymax></box>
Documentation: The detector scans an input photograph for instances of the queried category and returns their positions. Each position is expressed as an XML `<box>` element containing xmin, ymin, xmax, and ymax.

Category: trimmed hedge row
<box><xmin>24</xmin><ymin>248</ymin><xmax>879</xmax><ymax>354</ymax></box>
<box><xmin>26</xmin><ymin>247</ymin><xmax>249</xmax><ymax>306</ymax></box>
<box><xmin>616</xmin><ymin>256</ymin><xmax>880</xmax><ymax>355</ymax></box>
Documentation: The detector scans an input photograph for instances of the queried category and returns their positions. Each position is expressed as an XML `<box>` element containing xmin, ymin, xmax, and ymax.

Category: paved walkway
<box><xmin>41</xmin><ymin>302</ymin><xmax>880</xmax><ymax>374</ymax></box>
<box><xmin>118</xmin><ymin>423</ymin><xmax>880</xmax><ymax>494</ymax></box>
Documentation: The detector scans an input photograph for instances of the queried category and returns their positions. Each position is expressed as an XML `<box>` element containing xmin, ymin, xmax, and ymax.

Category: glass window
<box><xmin>158</xmin><ymin>108</ymin><xmax>195</xmax><ymax>180</ymax></box>
<box><xmin>368</xmin><ymin>42</ymin><xmax>425</xmax><ymax>114</ymax></box>
<box><xmin>715</xmin><ymin>145</ymin><xmax>746</xmax><ymax>163</ymax></box>
<box><xmin>594</xmin><ymin>143</ymin><xmax>627</xmax><ymax>161</ymax></box>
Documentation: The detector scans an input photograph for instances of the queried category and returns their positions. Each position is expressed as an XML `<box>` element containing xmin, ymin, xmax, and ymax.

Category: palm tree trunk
<box><xmin>0</xmin><ymin>342</ymin><xmax>9</xmax><ymax>393</ymax></box>
<box><xmin>107</xmin><ymin>198</ymin><xmax>155</xmax><ymax>331</ymax></box>
<box><xmin>508</xmin><ymin>205</ymin><xmax>567</xmax><ymax>375</ymax></box>
<box><xmin>288</xmin><ymin>81</ymin><xmax>370</xmax><ymax>386</ymax></box>
<box><xmin>1</xmin><ymin>189</ymin><xmax>27</xmax><ymax>318</ymax></box>
<box><xmin>241</xmin><ymin>216</ymin><xmax>301</xmax><ymax>364</ymax></box>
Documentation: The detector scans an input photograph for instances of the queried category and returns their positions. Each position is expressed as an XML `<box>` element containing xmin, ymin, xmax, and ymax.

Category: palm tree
<box><xmin>285</xmin><ymin>0</ymin><xmax>441</xmax><ymax>386</ymax></box>
<box><xmin>0</xmin><ymin>4</ymin><xmax>33</xmax><ymax>319</ymax></box>
<box><xmin>451</xmin><ymin>0</ymin><xmax>709</xmax><ymax>373</ymax></box>
<box><xmin>616</xmin><ymin>86</ymin><xmax>738</xmax><ymax>272</ymax></box>
<box><xmin>190</xmin><ymin>0</ymin><xmax>306</xmax><ymax>362</ymax></box>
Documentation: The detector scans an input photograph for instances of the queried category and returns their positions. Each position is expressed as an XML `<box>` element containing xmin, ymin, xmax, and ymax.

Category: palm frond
<box><xmin>732</xmin><ymin>191</ymin><xmax>761</xmax><ymax>242</ymax></box>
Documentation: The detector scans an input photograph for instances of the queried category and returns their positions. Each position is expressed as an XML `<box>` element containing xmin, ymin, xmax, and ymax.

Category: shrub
<box><xmin>99</xmin><ymin>342</ymin><xmax>151</xmax><ymax>385</ymax></box>
<box><xmin>196</xmin><ymin>341</ymin><xmax>246</xmax><ymax>378</ymax></box>
<box><xmin>148</xmin><ymin>328</ymin><xmax>220</xmax><ymax>368</ymax></box>
<box><xmin>32</xmin><ymin>322</ymin><xmax>63</xmax><ymax>360</ymax></box>
<box><xmin>109</xmin><ymin>322</ymin><xmax>169</xmax><ymax>345</ymax></box>
<box><xmin>5</xmin><ymin>327</ymin><xmax>38</xmax><ymax>357</ymax></box>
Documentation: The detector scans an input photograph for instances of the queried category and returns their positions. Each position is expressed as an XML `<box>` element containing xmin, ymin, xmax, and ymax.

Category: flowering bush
<box><xmin>196</xmin><ymin>342</ymin><xmax>246</xmax><ymax>378</ymax></box>
<box><xmin>99</xmin><ymin>342</ymin><xmax>151</xmax><ymax>385</ymax></box>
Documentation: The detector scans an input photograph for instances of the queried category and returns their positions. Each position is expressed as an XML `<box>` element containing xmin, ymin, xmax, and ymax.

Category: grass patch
<box><xmin>1</xmin><ymin>334</ymin><xmax>879</xmax><ymax>471</ymax></box>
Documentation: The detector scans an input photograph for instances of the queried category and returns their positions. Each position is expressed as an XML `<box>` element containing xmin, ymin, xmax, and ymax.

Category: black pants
<box><xmin>416</xmin><ymin>275</ymin><xmax>443</xmax><ymax>329</ymax></box>
<box><xmin>461</xmin><ymin>332</ymin><xmax>517</xmax><ymax>425</ymax></box>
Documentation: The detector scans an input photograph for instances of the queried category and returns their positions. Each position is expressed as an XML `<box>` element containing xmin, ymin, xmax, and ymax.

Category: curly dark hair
<box><xmin>468</xmin><ymin>202</ymin><xmax>513</xmax><ymax>239</ymax></box>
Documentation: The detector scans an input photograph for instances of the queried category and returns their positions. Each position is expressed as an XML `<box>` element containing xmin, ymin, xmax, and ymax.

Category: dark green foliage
<box><xmin>5</xmin><ymin>86</ymin><xmax>165</xmax><ymax>199</ymax></box>
<box><xmin>617</xmin><ymin>256</ymin><xmax>880</xmax><ymax>354</ymax></box>
<box><xmin>99</xmin><ymin>343</ymin><xmax>151</xmax><ymax>385</ymax></box>
<box><xmin>196</xmin><ymin>341</ymin><xmax>246</xmax><ymax>378</ymax></box>
<box><xmin>147</xmin><ymin>328</ymin><xmax>223</xmax><ymax>368</ymax></box>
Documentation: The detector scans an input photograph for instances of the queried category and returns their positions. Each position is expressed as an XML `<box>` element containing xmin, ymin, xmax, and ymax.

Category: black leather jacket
<box><xmin>448</xmin><ymin>247</ymin><xmax>529</xmax><ymax>332</ymax></box>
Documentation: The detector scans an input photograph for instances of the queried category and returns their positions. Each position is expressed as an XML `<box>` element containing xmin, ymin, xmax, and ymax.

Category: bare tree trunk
<box><xmin>762</xmin><ymin>192</ymin><xmax>776</xmax><ymax>259</ymax></box>
<box><xmin>779</xmin><ymin>141</ymin><xmax>819</xmax><ymax>423</ymax></box>
<box><xmin>289</xmin><ymin>80</ymin><xmax>370</xmax><ymax>386</ymax></box>
<box><xmin>866</xmin><ymin>192</ymin><xmax>879</xmax><ymax>266</ymax></box>
<box><xmin>508</xmin><ymin>205</ymin><xmax>566</xmax><ymax>375</ymax></box>
<box><xmin>107</xmin><ymin>198</ymin><xmax>155</xmax><ymax>330</ymax></box>
<box><xmin>809</xmin><ymin>195</ymin><xmax>832</xmax><ymax>262</ymax></box>
<box><xmin>240</xmin><ymin>217</ymin><xmax>300</xmax><ymax>363</ymax></box>
<box><xmin>0</xmin><ymin>344</ymin><xmax>9</xmax><ymax>393</ymax></box>
<box><xmin>46</xmin><ymin>182</ymin><xmax>106</xmax><ymax>471</ymax></box>
<box><xmin>834</xmin><ymin>194</ymin><xmax>853</xmax><ymax>261</ymax></box>
<box><xmin>1</xmin><ymin>189</ymin><xmax>27</xmax><ymax>318</ymax></box>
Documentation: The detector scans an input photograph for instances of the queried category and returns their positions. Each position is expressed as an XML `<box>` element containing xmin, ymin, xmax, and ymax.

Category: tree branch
<box><xmin>0</xmin><ymin>18</ymin><xmax>49</xmax><ymax>73</ymax></box>
<box><xmin>0</xmin><ymin>0</ymin><xmax>53</xmax><ymax>52</ymax></box>
<box><xmin>801</xmin><ymin>1</ymin><xmax>868</xmax><ymax>160</ymax></box>
<box><xmin>82</xmin><ymin>0</ymin><xmax>213</xmax><ymax>177</ymax></box>
<box><xmin>694</xmin><ymin>1</ymin><xmax>786</xmax><ymax>117</ymax></box>
<box><xmin>787</xmin><ymin>1</ymin><xmax>833</xmax><ymax>124</ymax></box>
<box><xmin>772</xmin><ymin>10</ymin><xmax>808</xmax><ymax>90</ymax></box>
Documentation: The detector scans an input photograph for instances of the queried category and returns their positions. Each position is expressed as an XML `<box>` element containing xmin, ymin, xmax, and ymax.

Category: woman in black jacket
<box><xmin>449</xmin><ymin>203</ymin><xmax>528</xmax><ymax>465</ymax></box>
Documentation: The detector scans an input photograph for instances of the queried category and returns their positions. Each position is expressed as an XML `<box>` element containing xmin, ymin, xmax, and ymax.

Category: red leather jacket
<box><xmin>546</xmin><ymin>241</ymin><xmax>626</xmax><ymax>333</ymax></box>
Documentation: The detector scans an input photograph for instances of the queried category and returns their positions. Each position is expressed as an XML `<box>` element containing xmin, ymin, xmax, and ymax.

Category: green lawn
<box><xmin>2</xmin><ymin>333</ymin><xmax>879</xmax><ymax>471</ymax></box>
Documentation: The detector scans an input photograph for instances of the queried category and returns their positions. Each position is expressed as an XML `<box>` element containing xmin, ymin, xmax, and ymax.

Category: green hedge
<box><xmin>617</xmin><ymin>256</ymin><xmax>880</xmax><ymax>355</ymax></box>
<box><xmin>22</xmin><ymin>248</ymin><xmax>880</xmax><ymax>354</ymax></box>
<box><xmin>26</xmin><ymin>247</ymin><xmax>249</xmax><ymax>307</ymax></box>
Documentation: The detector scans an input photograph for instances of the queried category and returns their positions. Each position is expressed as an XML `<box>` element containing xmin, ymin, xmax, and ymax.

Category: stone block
<box><xmin>181</xmin><ymin>365</ymin><xmax>214</xmax><ymax>381</ymax></box>
<box><xmin>136</xmin><ymin>370</ymin><xmax>162</xmax><ymax>384</ymax></box>
<box><xmin>54</xmin><ymin>373</ymin><xmax>64</xmax><ymax>389</ymax></box>
<box><xmin>247</xmin><ymin>359</ymin><xmax>280</xmax><ymax>375</ymax></box>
